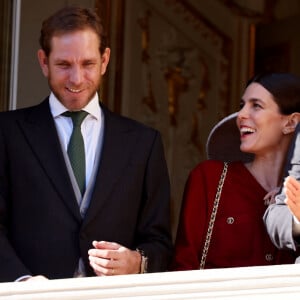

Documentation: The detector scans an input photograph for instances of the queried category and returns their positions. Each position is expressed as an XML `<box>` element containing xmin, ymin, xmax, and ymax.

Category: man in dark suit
<box><xmin>0</xmin><ymin>6</ymin><xmax>172</xmax><ymax>282</ymax></box>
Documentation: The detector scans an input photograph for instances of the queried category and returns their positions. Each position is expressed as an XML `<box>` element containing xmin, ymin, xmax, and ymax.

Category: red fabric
<box><xmin>171</xmin><ymin>160</ymin><xmax>297</xmax><ymax>270</ymax></box>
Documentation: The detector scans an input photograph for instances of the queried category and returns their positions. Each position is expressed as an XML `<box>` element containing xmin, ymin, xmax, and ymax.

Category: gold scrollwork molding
<box><xmin>164</xmin><ymin>67</ymin><xmax>188</xmax><ymax>126</ymax></box>
<box><xmin>163</xmin><ymin>0</ymin><xmax>232</xmax><ymax>119</ymax></box>
<box><xmin>189</xmin><ymin>58</ymin><xmax>210</xmax><ymax>154</ymax></box>
<box><xmin>138</xmin><ymin>10</ymin><xmax>157</xmax><ymax>113</ymax></box>
<box><xmin>157</xmin><ymin>37</ymin><xmax>194</xmax><ymax>126</ymax></box>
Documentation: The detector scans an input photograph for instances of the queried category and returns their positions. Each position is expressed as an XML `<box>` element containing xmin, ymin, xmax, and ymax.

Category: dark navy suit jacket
<box><xmin>0</xmin><ymin>98</ymin><xmax>172</xmax><ymax>281</ymax></box>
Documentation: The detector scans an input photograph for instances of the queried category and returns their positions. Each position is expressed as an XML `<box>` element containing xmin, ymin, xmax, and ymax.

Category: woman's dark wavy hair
<box><xmin>39</xmin><ymin>6</ymin><xmax>107</xmax><ymax>56</ymax></box>
<box><xmin>247</xmin><ymin>72</ymin><xmax>300</xmax><ymax>115</ymax></box>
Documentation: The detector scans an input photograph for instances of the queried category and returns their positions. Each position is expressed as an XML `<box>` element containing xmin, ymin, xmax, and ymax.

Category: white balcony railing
<box><xmin>1</xmin><ymin>264</ymin><xmax>300</xmax><ymax>299</ymax></box>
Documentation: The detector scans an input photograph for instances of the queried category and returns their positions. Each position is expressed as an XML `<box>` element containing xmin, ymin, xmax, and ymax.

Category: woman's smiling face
<box><xmin>236</xmin><ymin>82</ymin><xmax>289</xmax><ymax>156</ymax></box>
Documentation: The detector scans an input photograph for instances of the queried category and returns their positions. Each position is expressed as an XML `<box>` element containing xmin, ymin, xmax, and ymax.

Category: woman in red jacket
<box><xmin>171</xmin><ymin>73</ymin><xmax>300</xmax><ymax>270</ymax></box>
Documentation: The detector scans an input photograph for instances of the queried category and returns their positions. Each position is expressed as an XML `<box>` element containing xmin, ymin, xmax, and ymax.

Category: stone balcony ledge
<box><xmin>1</xmin><ymin>264</ymin><xmax>300</xmax><ymax>299</ymax></box>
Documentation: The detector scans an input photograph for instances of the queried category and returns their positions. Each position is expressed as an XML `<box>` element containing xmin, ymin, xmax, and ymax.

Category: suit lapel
<box><xmin>83</xmin><ymin>107</ymin><xmax>136</xmax><ymax>225</ymax></box>
<box><xmin>18</xmin><ymin>99</ymin><xmax>81</xmax><ymax>222</ymax></box>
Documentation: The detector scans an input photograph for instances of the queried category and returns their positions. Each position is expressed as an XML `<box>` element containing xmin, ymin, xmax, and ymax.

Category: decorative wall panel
<box><xmin>119</xmin><ymin>0</ymin><xmax>241</xmax><ymax>234</ymax></box>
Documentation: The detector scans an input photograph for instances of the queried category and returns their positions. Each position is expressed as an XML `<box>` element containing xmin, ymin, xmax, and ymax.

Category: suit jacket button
<box><xmin>265</xmin><ymin>253</ymin><xmax>274</xmax><ymax>261</ymax></box>
<box><xmin>226</xmin><ymin>217</ymin><xmax>234</xmax><ymax>224</ymax></box>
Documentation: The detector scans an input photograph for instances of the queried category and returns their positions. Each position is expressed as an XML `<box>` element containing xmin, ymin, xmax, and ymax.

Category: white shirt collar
<box><xmin>49</xmin><ymin>92</ymin><xmax>101</xmax><ymax>120</ymax></box>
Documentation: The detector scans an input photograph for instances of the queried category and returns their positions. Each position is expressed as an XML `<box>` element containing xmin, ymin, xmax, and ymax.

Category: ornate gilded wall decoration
<box><xmin>138</xmin><ymin>9</ymin><xmax>151</xmax><ymax>63</ymax></box>
<box><xmin>164</xmin><ymin>66</ymin><xmax>188</xmax><ymax>126</ymax></box>
<box><xmin>124</xmin><ymin>0</ymin><xmax>237</xmax><ymax>233</ymax></box>
<box><xmin>196</xmin><ymin>58</ymin><xmax>209</xmax><ymax>112</ymax></box>
<box><xmin>138</xmin><ymin>10</ymin><xmax>157</xmax><ymax>113</ymax></box>
<box><xmin>156</xmin><ymin>28</ymin><xmax>194</xmax><ymax>127</ymax></box>
<box><xmin>138</xmin><ymin>1</ymin><xmax>231</xmax><ymax>134</ymax></box>
<box><xmin>190</xmin><ymin>112</ymin><xmax>203</xmax><ymax>155</ymax></box>
<box><xmin>164</xmin><ymin>0</ymin><xmax>232</xmax><ymax>119</ymax></box>
<box><xmin>190</xmin><ymin>57</ymin><xmax>210</xmax><ymax>153</ymax></box>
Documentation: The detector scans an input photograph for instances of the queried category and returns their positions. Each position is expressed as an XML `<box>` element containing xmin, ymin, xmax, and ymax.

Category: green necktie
<box><xmin>64</xmin><ymin>111</ymin><xmax>88</xmax><ymax>195</ymax></box>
